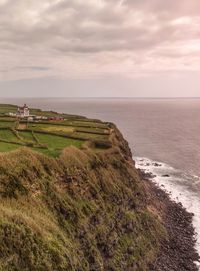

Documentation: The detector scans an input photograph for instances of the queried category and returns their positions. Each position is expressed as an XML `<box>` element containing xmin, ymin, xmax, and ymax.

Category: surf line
<box><xmin>135</xmin><ymin>156</ymin><xmax>200</xmax><ymax>268</ymax></box>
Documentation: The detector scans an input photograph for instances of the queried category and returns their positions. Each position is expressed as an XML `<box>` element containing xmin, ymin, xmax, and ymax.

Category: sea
<box><xmin>1</xmin><ymin>97</ymin><xmax>200</xmax><ymax>265</ymax></box>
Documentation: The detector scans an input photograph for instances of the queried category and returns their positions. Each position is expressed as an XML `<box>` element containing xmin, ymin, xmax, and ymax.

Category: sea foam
<box><xmin>135</xmin><ymin>157</ymin><xmax>200</xmax><ymax>268</ymax></box>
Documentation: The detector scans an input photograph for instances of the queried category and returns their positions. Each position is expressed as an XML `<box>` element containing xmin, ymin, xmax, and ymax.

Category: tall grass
<box><xmin>0</xmin><ymin>146</ymin><xmax>165</xmax><ymax>271</ymax></box>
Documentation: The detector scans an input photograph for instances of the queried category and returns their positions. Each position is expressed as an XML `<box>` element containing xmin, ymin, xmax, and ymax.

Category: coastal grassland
<box><xmin>0</xmin><ymin>105</ymin><xmax>198</xmax><ymax>271</ymax></box>
<box><xmin>0</xmin><ymin>120</ymin><xmax>16</xmax><ymax>128</ymax></box>
<box><xmin>0</xmin><ymin>104</ymin><xmax>112</xmax><ymax>156</ymax></box>
<box><xmin>0</xmin><ymin>128</ymin><xmax>72</xmax><ymax>156</ymax></box>
<box><xmin>0</xmin><ymin>129</ymin><xmax>21</xmax><ymax>143</ymax></box>
<box><xmin>0</xmin><ymin>105</ymin><xmax>166</xmax><ymax>269</ymax></box>
<box><xmin>0</xmin><ymin>129</ymin><xmax>85</xmax><ymax>156</ymax></box>
<box><xmin>34</xmin><ymin>133</ymin><xmax>84</xmax><ymax>149</ymax></box>
<box><xmin>18</xmin><ymin>131</ymin><xmax>36</xmax><ymax>143</ymax></box>
<box><xmin>32</xmin><ymin>124</ymin><xmax>75</xmax><ymax>133</ymax></box>
<box><xmin>73</xmin><ymin>131</ymin><xmax>109</xmax><ymax>140</ymax></box>
<box><xmin>0</xmin><ymin>104</ymin><xmax>17</xmax><ymax>114</ymax></box>
<box><xmin>0</xmin><ymin>142</ymin><xmax>21</xmax><ymax>152</ymax></box>
<box><xmin>0</xmin><ymin>146</ymin><xmax>165</xmax><ymax>271</ymax></box>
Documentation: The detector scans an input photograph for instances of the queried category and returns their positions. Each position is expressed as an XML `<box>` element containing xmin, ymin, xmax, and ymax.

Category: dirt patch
<box><xmin>18</xmin><ymin>124</ymin><xmax>27</xmax><ymax>130</ymax></box>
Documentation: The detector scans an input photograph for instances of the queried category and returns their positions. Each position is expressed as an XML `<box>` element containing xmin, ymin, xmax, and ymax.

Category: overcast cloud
<box><xmin>0</xmin><ymin>0</ymin><xmax>200</xmax><ymax>97</ymax></box>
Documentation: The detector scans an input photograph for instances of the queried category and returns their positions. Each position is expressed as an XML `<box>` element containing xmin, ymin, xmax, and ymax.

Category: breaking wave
<box><xmin>135</xmin><ymin>157</ymin><xmax>200</xmax><ymax>268</ymax></box>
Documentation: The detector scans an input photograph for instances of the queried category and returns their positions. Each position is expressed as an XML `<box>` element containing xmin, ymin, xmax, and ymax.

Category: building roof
<box><xmin>18</xmin><ymin>104</ymin><xmax>29</xmax><ymax>110</ymax></box>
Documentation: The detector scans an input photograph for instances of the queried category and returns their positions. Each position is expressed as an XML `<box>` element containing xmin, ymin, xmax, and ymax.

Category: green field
<box><xmin>0</xmin><ymin>104</ymin><xmax>111</xmax><ymax>156</ymax></box>
<box><xmin>0</xmin><ymin>142</ymin><xmax>21</xmax><ymax>152</ymax></box>
<box><xmin>0</xmin><ymin>120</ymin><xmax>15</xmax><ymax>128</ymax></box>
<box><xmin>35</xmin><ymin>133</ymin><xmax>83</xmax><ymax>149</ymax></box>
<box><xmin>18</xmin><ymin>131</ymin><xmax>36</xmax><ymax>143</ymax></box>
<box><xmin>0</xmin><ymin>129</ymin><xmax>20</xmax><ymax>142</ymax></box>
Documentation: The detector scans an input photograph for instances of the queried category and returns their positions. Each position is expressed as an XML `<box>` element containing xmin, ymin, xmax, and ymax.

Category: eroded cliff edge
<box><xmin>0</xmin><ymin>123</ymin><xmax>198</xmax><ymax>270</ymax></box>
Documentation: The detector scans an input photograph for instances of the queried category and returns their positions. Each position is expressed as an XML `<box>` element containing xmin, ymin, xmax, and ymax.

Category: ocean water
<box><xmin>2</xmin><ymin>97</ymin><xmax>200</xmax><ymax>263</ymax></box>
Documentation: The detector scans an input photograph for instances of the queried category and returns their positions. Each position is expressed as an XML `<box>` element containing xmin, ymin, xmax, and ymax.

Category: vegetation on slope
<box><xmin>0</xmin><ymin>124</ymin><xmax>165</xmax><ymax>271</ymax></box>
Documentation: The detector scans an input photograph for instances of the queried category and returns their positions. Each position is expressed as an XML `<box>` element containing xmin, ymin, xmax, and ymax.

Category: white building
<box><xmin>17</xmin><ymin>104</ymin><xmax>30</xmax><ymax>117</ymax></box>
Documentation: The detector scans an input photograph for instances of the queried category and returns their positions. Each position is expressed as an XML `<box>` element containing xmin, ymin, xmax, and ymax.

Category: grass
<box><xmin>0</xmin><ymin>129</ymin><xmax>20</xmax><ymax>142</ymax></box>
<box><xmin>72</xmin><ymin>120</ymin><xmax>108</xmax><ymax>129</ymax></box>
<box><xmin>0</xmin><ymin>104</ymin><xmax>112</xmax><ymax>157</ymax></box>
<box><xmin>0</xmin><ymin>128</ymin><xmax>85</xmax><ymax>157</ymax></box>
<box><xmin>0</xmin><ymin>121</ymin><xmax>15</xmax><ymax>128</ymax></box>
<box><xmin>40</xmin><ymin>125</ymin><xmax>74</xmax><ymax>133</ymax></box>
<box><xmin>35</xmin><ymin>133</ymin><xmax>83</xmax><ymax>150</ymax></box>
<box><xmin>0</xmin><ymin>147</ymin><xmax>165</xmax><ymax>270</ymax></box>
<box><xmin>33</xmin><ymin>148</ymin><xmax>61</xmax><ymax>157</ymax></box>
<box><xmin>0</xmin><ymin>142</ymin><xmax>21</xmax><ymax>152</ymax></box>
<box><xmin>73</xmin><ymin>131</ymin><xmax>109</xmax><ymax>140</ymax></box>
<box><xmin>0</xmin><ymin>104</ymin><xmax>17</xmax><ymax>114</ymax></box>
<box><xmin>29</xmin><ymin>123</ymin><xmax>74</xmax><ymax>134</ymax></box>
<box><xmin>75</xmin><ymin>127</ymin><xmax>110</xmax><ymax>134</ymax></box>
<box><xmin>18</xmin><ymin>131</ymin><xmax>36</xmax><ymax>143</ymax></box>
<box><xmin>0</xmin><ymin>105</ymin><xmax>166</xmax><ymax>271</ymax></box>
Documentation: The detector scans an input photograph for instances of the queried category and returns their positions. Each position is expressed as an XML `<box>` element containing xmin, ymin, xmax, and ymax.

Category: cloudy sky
<box><xmin>1</xmin><ymin>0</ymin><xmax>200</xmax><ymax>97</ymax></box>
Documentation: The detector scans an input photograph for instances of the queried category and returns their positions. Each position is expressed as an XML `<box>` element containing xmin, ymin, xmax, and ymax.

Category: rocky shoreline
<box><xmin>140</xmin><ymin>170</ymin><xmax>200</xmax><ymax>271</ymax></box>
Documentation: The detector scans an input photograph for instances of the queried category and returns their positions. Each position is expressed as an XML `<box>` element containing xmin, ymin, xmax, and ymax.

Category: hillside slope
<box><xmin>0</xmin><ymin>124</ymin><xmax>166</xmax><ymax>271</ymax></box>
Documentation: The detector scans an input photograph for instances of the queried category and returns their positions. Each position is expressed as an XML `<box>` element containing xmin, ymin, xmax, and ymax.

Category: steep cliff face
<box><xmin>0</xmin><ymin>125</ymin><xmax>165</xmax><ymax>271</ymax></box>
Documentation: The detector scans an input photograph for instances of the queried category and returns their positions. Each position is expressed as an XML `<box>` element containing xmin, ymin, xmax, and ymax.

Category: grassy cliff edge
<box><xmin>0</xmin><ymin>123</ymin><xmax>172</xmax><ymax>271</ymax></box>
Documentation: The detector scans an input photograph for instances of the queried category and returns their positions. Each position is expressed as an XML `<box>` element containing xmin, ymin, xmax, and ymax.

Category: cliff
<box><xmin>0</xmin><ymin>123</ymin><xmax>198</xmax><ymax>270</ymax></box>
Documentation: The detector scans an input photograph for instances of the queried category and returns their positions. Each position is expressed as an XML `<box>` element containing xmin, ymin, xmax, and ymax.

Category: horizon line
<box><xmin>1</xmin><ymin>97</ymin><xmax>200</xmax><ymax>99</ymax></box>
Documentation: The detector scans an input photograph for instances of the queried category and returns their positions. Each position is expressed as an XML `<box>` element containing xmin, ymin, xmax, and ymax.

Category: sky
<box><xmin>1</xmin><ymin>0</ymin><xmax>200</xmax><ymax>97</ymax></box>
